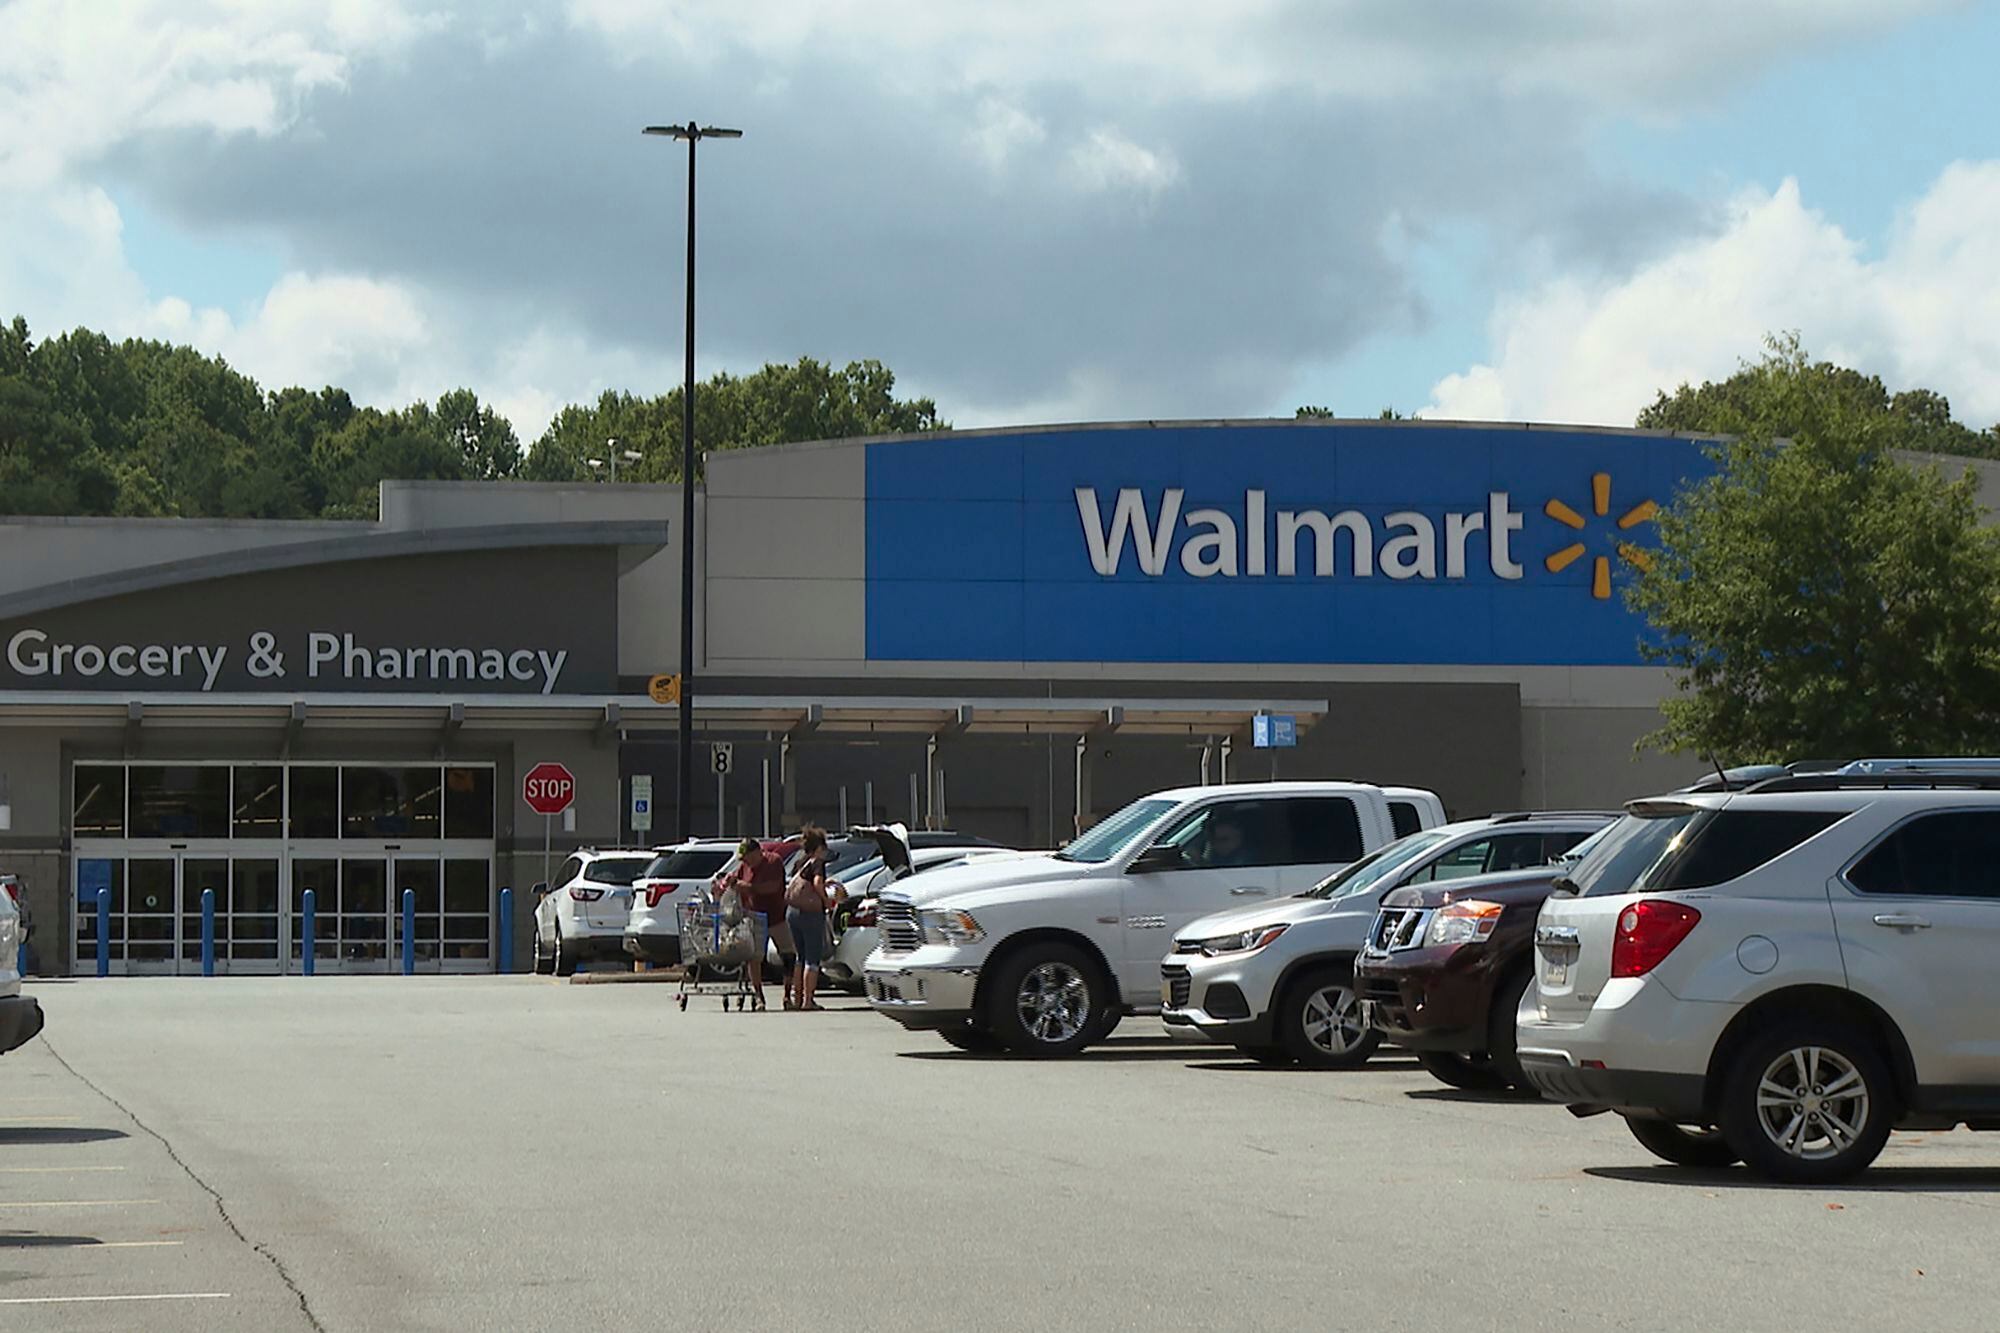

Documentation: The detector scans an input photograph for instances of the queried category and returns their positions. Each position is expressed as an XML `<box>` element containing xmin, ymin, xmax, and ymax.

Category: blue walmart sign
<box><xmin>863</xmin><ymin>423</ymin><xmax>1712</xmax><ymax>666</ymax></box>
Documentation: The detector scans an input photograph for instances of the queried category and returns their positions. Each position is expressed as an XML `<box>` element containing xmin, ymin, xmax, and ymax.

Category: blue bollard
<box><xmin>401</xmin><ymin>888</ymin><xmax>415</xmax><ymax>975</ymax></box>
<box><xmin>497</xmin><ymin>886</ymin><xmax>513</xmax><ymax>974</ymax></box>
<box><xmin>301</xmin><ymin>889</ymin><xmax>316</xmax><ymax>977</ymax></box>
<box><xmin>16</xmin><ymin>931</ymin><xmax>26</xmax><ymax>980</ymax></box>
<box><xmin>96</xmin><ymin>887</ymin><xmax>110</xmax><ymax>978</ymax></box>
<box><xmin>200</xmin><ymin>888</ymin><xmax>216</xmax><ymax>978</ymax></box>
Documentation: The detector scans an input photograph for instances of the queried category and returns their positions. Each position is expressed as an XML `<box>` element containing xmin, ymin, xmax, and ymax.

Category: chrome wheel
<box><xmin>1755</xmin><ymin>1046</ymin><xmax>1869</xmax><ymax>1161</ymax></box>
<box><xmin>1302</xmin><ymin>984</ymin><xmax>1366</xmax><ymax>1056</ymax></box>
<box><xmin>1015</xmin><ymin>961</ymin><xmax>1090</xmax><ymax>1045</ymax></box>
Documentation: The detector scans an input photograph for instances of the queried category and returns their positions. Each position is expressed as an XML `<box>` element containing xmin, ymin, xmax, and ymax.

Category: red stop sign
<box><xmin>522</xmin><ymin>761</ymin><xmax>576</xmax><ymax>816</ymax></box>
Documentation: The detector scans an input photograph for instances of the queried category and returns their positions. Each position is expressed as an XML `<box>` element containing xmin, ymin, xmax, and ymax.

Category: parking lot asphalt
<box><xmin>6</xmin><ymin>978</ymin><xmax>2000</xmax><ymax>1331</ymax></box>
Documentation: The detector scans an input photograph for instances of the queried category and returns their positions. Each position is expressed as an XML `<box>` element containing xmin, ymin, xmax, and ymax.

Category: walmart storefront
<box><xmin>2</xmin><ymin>419</ymin><xmax>1761</xmax><ymax>974</ymax></box>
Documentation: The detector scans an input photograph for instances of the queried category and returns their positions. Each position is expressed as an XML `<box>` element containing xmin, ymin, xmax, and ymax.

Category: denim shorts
<box><xmin>787</xmin><ymin>908</ymin><xmax>826</xmax><ymax>967</ymax></box>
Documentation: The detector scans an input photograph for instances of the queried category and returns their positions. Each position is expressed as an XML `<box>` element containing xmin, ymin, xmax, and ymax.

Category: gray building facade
<box><xmin>28</xmin><ymin>415</ymin><xmax>1963</xmax><ymax>976</ymax></box>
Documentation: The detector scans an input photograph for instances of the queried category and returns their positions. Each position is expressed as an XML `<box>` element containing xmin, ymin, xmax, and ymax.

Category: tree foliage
<box><xmin>0</xmin><ymin>317</ymin><xmax>943</xmax><ymax>517</ymax></box>
<box><xmin>1639</xmin><ymin>335</ymin><xmax>2000</xmax><ymax>459</ymax></box>
<box><xmin>521</xmin><ymin>357</ymin><xmax>943</xmax><ymax>483</ymax></box>
<box><xmin>1629</xmin><ymin>337</ymin><xmax>2000</xmax><ymax>761</ymax></box>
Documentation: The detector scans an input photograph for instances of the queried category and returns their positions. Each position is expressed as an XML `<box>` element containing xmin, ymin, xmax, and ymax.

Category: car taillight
<box><xmin>569</xmin><ymin>886</ymin><xmax>604</xmax><ymax>902</ymax></box>
<box><xmin>1611</xmin><ymin>900</ymin><xmax>1701</xmax><ymax>978</ymax></box>
<box><xmin>1</xmin><ymin>883</ymin><xmax>17</xmax><ymax>904</ymax></box>
<box><xmin>640</xmin><ymin>882</ymin><xmax>684</xmax><ymax>908</ymax></box>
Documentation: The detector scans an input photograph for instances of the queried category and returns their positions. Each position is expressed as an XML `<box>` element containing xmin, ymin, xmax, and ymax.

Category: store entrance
<box><xmin>69</xmin><ymin>761</ymin><xmax>498</xmax><ymax>976</ymax></box>
<box><xmin>286</xmin><ymin>852</ymin><xmax>491</xmax><ymax>972</ymax></box>
<box><xmin>78</xmin><ymin>845</ymin><xmax>285</xmax><ymax>976</ymax></box>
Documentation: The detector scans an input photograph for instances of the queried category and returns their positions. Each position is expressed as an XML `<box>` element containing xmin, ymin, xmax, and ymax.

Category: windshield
<box><xmin>1305</xmin><ymin>829</ymin><xmax>1451</xmax><ymax>899</ymax></box>
<box><xmin>584</xmin><ymin>856</ymin><xmax>654</xmax><ymax>886</ymax></box>
<box><xmin>1553</xmin><ymin>823</ymin><xmax>1612</xmax><ymax>867</ymax></box>
<box><xmin>1561</xmin><ymin>812</ymin><xmax>1699</xmax><ymax>897</ymax></box>
<box><xmin>1056</xmin><ymin>798</ymin><xmax>1179</xmax><ymax>864</ymax></box>
<box><xmin>641</xmin><ymin>849</ymin><xmax>732</xmax><ymax>880</ymax></box>
<box><xmin>837</xmin><ymin>856</ymin><xmax>884</xmax><ymax>884</ymax></box>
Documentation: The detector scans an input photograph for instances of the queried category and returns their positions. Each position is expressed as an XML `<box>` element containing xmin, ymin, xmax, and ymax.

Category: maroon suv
<box><xmin>1353</xmin><ymin>867</ymin><xmax>1560</xmax><ymax>1092</ymax></box>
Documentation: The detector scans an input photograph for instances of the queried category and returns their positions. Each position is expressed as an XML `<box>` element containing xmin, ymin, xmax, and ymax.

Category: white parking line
<box><xmin>0</xmin><ymin>1292</ymin><xmax>229</xmax><ymax>1306</ymax></box>
<box><xmin>0</xmin><ymin>1165</ymin><xmax>127</xmax><ymax>1173</ymax></box>
<box><xmin>0</xmin><ymin>1199</ymin><xmax>160</xmax><ymax>1209</ymax></box>
<box><xmin>0</xmin><ymin>1240</ymin><xmax>184</xmax><ymax>1249</ymax></box>
<box><xmin>0</xmin><ymin>1115</ymin><xmax>82</xmax><ymax>1123</ymax></box>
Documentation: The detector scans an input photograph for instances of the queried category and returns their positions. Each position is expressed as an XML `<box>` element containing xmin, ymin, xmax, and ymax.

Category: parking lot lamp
<box><xmin>644</xmin><ymin>121</ymin><xmax>741</xmax><ymax>841</ymax></box>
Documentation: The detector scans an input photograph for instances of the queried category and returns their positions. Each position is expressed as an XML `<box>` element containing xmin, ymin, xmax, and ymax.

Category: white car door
<box><xmin>1831</xmin><ymin>807</ymin><xmax>2000</xmax><ymax>1088</ymax></box>
<box><xmin>1118</xmin><ymin>798</ymin><xmax>1294</xmax><ymax>998</ymax></box>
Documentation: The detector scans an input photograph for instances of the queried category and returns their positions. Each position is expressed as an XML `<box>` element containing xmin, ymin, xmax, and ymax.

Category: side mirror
<box><xmin>531</xmin><ymin>882</ymin><xmax>550</xmax><ymax>900</ymax></box>
<box><xmin>1128</xmin><ymin>844</ymin><xmax>1186</xmax><ymax>875</ymax></box>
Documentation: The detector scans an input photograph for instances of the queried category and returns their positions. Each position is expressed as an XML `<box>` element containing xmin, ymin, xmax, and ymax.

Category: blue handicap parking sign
<box><xmin>1253</xmin><ymin>714</ymin><xmax>1297</xmax><ymax>749</ymax></box>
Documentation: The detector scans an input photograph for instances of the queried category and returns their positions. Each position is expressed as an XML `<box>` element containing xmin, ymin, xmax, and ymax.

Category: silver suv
<box><xmin>1521</xmin><ymin>771</ymin><xmax>2000</xmax><ymax>1184</ymax></box>
<box><xmin>1163</xmin><ymin>813</ymin><xmax>1611</xmax><ymax>1067</ymax></box>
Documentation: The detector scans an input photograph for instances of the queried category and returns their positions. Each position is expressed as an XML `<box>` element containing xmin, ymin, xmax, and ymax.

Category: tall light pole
<box><xmin>643</xmin><ymin>121</ymin><xmax>741</xmax><ymax>843</ymax></box>
<box><xmin>587</xmin><ymin>438</ymin><xmax>643</xmax><ymax>483</ymax></box>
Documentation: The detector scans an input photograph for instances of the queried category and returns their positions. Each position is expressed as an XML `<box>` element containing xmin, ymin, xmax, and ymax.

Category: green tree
<box><xmin>1639</xmin><ymin>335</ymin><xmax>2000</xmax><ymax>459</ymax></box>
<box><xmin>1629</xmin><ymin>337</ymin><xmax>2000</xmax><ymax>760</ymax></box>
<box><xmin>524</xmin><ymin>357</ymin><xmax>946</xmax><ymax>483</ymax></box>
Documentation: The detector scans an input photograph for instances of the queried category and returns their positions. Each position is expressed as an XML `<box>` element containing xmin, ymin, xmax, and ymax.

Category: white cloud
<box><xmin>967</xmin><ymin>97</ymin><xmax>1047</xmax><ymax>176</ymax></box>
<box><xmin>0</xmin><ymin>0</ymin><xmax>433</xmax><ymax>188</ymax></box>
<box><xmin>563</xmin><ymin>0</ymin><xmax>1952</xmax><ymax>108</ymax></box>
<box><xmin>1423</xmin><ymin>164</ymin><xmax>2000</xmax><ymax>428</ymax></box>
<box><xmin>1065</xmin><ymin>128</ymin><xmax>1181</xmax><ymax>197</ymax></box>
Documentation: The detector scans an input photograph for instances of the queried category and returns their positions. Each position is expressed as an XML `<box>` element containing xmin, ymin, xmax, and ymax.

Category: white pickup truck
<box><xmin>862</xmin><ymin>781</ymin><xmax>1437</xmax><ymax>1057</ymax></box>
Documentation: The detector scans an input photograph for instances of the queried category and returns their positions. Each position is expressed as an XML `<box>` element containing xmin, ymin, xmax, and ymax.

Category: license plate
<box><xmin>1542</xmin><ymin>956</ymin><xmax>1569</xmax><ymax>986</ymax></box>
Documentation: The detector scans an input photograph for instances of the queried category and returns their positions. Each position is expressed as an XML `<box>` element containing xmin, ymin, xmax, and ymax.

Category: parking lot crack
<box><xmin>37</xmin><ymin>1037</ymin><xmax>327</xmax><ymax>1333</ymax></box>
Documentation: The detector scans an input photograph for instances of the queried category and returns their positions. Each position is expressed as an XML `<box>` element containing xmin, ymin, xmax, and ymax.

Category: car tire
<box><xmin>1623</xmin><ymin>1117</ymin><xmax>1742</xmax><ymax>1169</ymax></box>
<box><xmin>1417</xmin><ymin>1050</ymin><xmax>1510</xmax><ymax>1092</ymax></box>
<box><xmin>553</xmin><ymin>925</ymin><xmax>577</xmax><ymax>977</ymax></box>
<box><xmin>939</xmin><ymin>1027</ymin><xmax>1004</xmax><ymax>1054</ymax></box>
<box><xmin>985</xmin><ymin>942</ymin><xmax>1109</xmax><ymax>1059</ymax></box>
<box><xmin>1278</xmin><ymin>966</ymin><xmax>1382</xmax><ymax>1069</ymax></box>
<box><xmin>1719</xmin><ymin>1021</ymin><xmax>1894</xmax><ymax>1185</ymax></box>
<box><xmin>531</xmin><ymin>924</ymin><xmax>553</xmax><ymax>975</ymax></box>
<box><xmin>1485</xmin><ymin>968</ymin><xmax>1535</xmax><ymax>1089</ymax></box>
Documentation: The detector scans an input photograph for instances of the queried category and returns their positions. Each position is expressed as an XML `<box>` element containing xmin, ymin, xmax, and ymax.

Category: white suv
<box><xmin>865</xmin><ymin>781</ymin><xmax>1427</xmax><ymax>1057</ymax></box>
<box><xmin>623</xmin><ymin>840</ymin><xmax>741</xmax><ymax>967</ymax></box>
<box><xmin>531</xmin><ymin>848</ymin><xmax>656</xmax><ymax>976</ymax></box>
<box><xmin>1520</xmin><ymin>773</ymin><xmax>2000</xmax><ymax>1183</ymax></box>
<box><xmin>0</xmin><ymin>882</ymin><xmax>42</xmax><ymax>1056</ymax></box>
<box><xmin>1164</xmin><ymin>812</ymin><xmax>1609</xmax><ymax>1067</ymax></box>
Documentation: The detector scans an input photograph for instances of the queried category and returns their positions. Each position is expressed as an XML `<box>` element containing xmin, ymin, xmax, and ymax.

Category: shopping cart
<box><xmin>675</xmin><ymin>891</ymin><xmax>769</xmax><ymax>1011</ymax></box>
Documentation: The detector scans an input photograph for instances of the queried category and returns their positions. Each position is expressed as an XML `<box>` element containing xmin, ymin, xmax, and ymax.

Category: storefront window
<box><xmin>289</xmin><ymin>768</ymin><xmax>339</xmax><ymax>839</ymax></box>
<box><xmin>73</xmin><ymin>765</ymin><xmax>126</xmax><ymax>837</ymax></box>
<box><xmin>342</xmin><ymin>767</ymin><xmax>443</xmax><ymax>839</ymax></box>
<box><xmin>75</xmin><ymin>859</ymin><xmax>124</xmax><ymax>960</ymax></box>
<box><xmin>232</xmin><ymin>766</ymin><xmax>283</xmax><ymax>837</ymax></box>
<box><xmin>443</xmin><ymin>766</ymin><xmax>495</xmax><ymax>838</ymax></box>
<box><xmin>443</xmin><ymin>859</ymin><xmax>491</xmax><ymax>959</ymax></box>
<box><xmin>129</xmin><ymin>766</ymin><xmax>229</xmax><ymax>839</ymax></box>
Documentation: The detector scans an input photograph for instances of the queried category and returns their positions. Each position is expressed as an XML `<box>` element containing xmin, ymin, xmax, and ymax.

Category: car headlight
<box><xmin>1197</xmin><ymin>923</ymin><xmax>1288</xmax><ymax>957</ymax></box>
<box><xmin>922</xmin><ymin>909</ymin><xmax>985</xmax><ymax>945</ymax></box>
<box><xmin>1424</xmin><ymin>900</ymin><xmax>1504</xmax><ymax>947</ymax></box>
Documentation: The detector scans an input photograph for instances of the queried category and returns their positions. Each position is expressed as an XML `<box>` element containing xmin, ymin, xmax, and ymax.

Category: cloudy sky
<box><xmin>3</xmin><ymin>0</ymin><xmax>1998</xmax><ymax>440</ymax></box>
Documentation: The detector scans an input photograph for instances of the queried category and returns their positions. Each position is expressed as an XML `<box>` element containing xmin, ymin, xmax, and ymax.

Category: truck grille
<box><xmin>1369</xmin><ymin>906</ymin><xmax>1431</xmax><ymax>952</ymax></box>
<box><xmin>878</xmin><ymin>897</ymin><xmax>922</xmax><ymax>954</ymax></box>
<box><xmin>1161</xmin><ymin>963</ymin><xmax>1191</xmax><ymax>1010</ymax></box>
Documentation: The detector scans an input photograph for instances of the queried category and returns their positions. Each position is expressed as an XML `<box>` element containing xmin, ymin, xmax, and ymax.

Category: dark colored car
<box><xmin>1353</xmin><ymin>867</ymin><xmax>1561</xmax><ymax>1092</ymax></box>
<box><xmin>814</xmin><ymin>829</ymin><xmax>1006</xmax><ymax>878</ymax></box>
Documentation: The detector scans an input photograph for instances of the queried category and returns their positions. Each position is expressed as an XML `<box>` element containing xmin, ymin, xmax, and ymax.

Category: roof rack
<box><xmin>1489</xmin><ymin>810</ymin><xmax>1621</xmax><ymax>823</ymax></box>
<box><xmin>1744</xmin><ymin>773</ymin><xmax>2000</xmax><ymax>794</ymax></box>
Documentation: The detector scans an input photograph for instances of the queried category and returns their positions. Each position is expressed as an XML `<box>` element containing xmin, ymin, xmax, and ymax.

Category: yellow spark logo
<box><xmin>1544</xmin><ymin>473</ymin><xmax>1658</xmax><ymax>600</ymax></box>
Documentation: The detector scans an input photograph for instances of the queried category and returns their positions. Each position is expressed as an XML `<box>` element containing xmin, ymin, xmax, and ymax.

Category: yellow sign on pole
<box><xmin>647</xmin><ymin>674</ymin><xmax>681</xmax><ymax>705</ymax></box>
